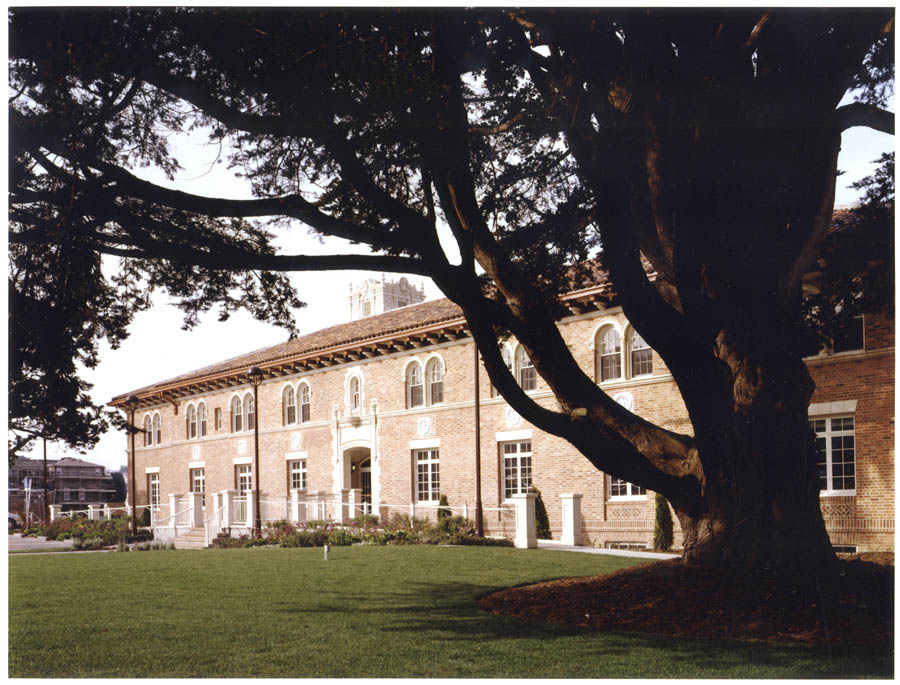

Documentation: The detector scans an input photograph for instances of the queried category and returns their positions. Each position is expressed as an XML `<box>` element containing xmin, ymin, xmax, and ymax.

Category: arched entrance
<box><xmin>342</xmin><ymin>446</ymin><xmax>373</xmax><ymax>514</ymax></box>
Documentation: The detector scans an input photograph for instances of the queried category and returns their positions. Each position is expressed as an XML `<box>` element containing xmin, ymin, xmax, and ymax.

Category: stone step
<box><xmin>172</xmin><ymin>528</ymin><xmax>209</xmax><ymax>549</ymax></box>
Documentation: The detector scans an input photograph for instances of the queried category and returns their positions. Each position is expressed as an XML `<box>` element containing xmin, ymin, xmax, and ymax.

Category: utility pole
<box><xmin>473</xmin><ymin>343</ymin><xmax>484</xmax><ymax>537</ymax></box>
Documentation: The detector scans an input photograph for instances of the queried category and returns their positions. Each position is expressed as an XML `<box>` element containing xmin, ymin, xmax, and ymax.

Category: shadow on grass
<box><xmin>273</xmin><ymin>579</ymin><xmax>892</xmax><ymax>678</ymax></box>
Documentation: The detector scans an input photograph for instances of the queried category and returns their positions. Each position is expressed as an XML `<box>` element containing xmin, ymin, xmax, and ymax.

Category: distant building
<box><xmin>348</xmin><ymin>275</ymin><xmax>425</xmax><ymax>320</ymax></box>
<box><xmin>9</xmin><ymin>457</ymin><xmax>118</xmax><ymax>515</ymax></box>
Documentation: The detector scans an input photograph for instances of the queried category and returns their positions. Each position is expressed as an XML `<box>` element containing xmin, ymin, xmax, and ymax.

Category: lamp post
<box><xmin>125</xmin><ymin>394</ymin><xmax>139</xmax><ymax>536</ymax></box>
<box><xmin>247</xmin><ymin>366</ymin><xmax>263</xmax><ymax>538</ymax></box>
<box><xmin>473</xmin><ymin>343</ymin><xmax>484</xmax><ymax>537</ymax></box>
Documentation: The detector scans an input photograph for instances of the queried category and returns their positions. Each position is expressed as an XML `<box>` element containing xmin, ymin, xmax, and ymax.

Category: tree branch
<box><xmin>835</xmin><ymin>102</ymin><xmax>895</xmax><ymax>134</ymax></box>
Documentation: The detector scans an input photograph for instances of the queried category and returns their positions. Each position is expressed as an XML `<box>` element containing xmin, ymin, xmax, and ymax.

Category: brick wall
<box><xmin>126</xmin><ymin>308</ymin><xmax>893</xmax><ymax>552</ymax></box>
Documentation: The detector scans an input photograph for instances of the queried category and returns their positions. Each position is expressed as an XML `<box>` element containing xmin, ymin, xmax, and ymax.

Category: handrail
<box><xmin>153</xmin><ymin>505</ymin><xmax>192</xmax><ymax>528</ymax></box>
<box><xmin>203</xmin><ymin>504</ymin><xmax>226</xmax><ymax>547</ymax></box>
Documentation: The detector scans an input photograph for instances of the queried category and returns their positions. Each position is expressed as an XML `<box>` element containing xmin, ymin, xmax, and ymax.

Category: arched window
<box><xmin>244</xmin><ymin>392</ymin><xmax>256</xmax><ymax>431</ymax></box>
<box><xmin>142</xmin><ymin>416</ymin><xmax>152</xmax><ymax>447</ymax></box>
<box><xmin>153</xmin><ymin>413</ymin><xmax>161</xmax><ymax>444</ymax></box>
<box><xmin>186</xmin><ymin>405</ymin><xmax>197</xmax><ymax>439</ymax></box>
<box><xmin>349</xmin><ymin>376</ymin><xmax>361</xmax><ymax>410</ymax></box>
<box><xmin>427</xmin><ymin>358</ymin><xmax>444</xmax><ymax>405</ymax></box>
<box><xmin>283</xmin><ymin>386</ymin><xmax>297</xmax><ymax>425</ymax></box>
<box><xmin>517</xmin><ymin>346</ymin><xmax>536</xmax><ymax>391</ymax></box>
<box><xmin>231</xmin><ymin>396</ymin><xmax>243</xmax><ymax>432</ymax></box>
<box><xmin>629</xmin><ymin>330</ymin><xmax>652</xmax><ymax>377</ymax></box>
<box><xmin>598</xmin><ymin>327</ymin><xmax>622</xmax><ymax>382</ymax></box>
<box><xmin>407</xmin><ymin>363</ymin><xmax>424</xmax><ymax>408</ymax></box>
<box><xmin>299</xmin><ymin>383</ymin><xmax>311</xmax><ymax>423</ymax></box>
<box><xmin>198</xmin><ymin>402</ymin><xmax>208</xmax><ymax>437</ymax></box>
<box><xmin>492</xmin><ymin>346</ymin><xmax>514</xmax><ymax>397</ymax></box>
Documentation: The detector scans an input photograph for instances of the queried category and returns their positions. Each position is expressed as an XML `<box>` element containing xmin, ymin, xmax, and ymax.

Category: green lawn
<box><xmin>8</xmin><ymin>546</ymin><xmax>891</xmax><ymax>678</ymax></box>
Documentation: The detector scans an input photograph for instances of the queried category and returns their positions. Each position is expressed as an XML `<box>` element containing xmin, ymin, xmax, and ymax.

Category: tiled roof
<box><xmin>53</xmin><ymin>457</ymin><xmax>105</xmax><ymax>469</ymax></box>
<box><xmin>112</xmin><ymin>297</ymin><xmax>466</xmax><ymax>402</ymax></box>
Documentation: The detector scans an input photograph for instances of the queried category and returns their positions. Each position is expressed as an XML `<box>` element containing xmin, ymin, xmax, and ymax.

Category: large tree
<box><xmin>9</xmin><ymin>8</ymin><xmax>894</xmax><ymax>567</ymax></box>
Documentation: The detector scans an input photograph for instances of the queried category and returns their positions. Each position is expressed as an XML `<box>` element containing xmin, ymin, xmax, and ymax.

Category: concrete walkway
<box><xmin>7</xmin><ymin>533</ymin><xmax>73</xmax><ymax>552</ymax></box>
<box><xmin>537</xmin><ymin>539</ymin><xmax>679</xmax><ymax>560</ymax></box>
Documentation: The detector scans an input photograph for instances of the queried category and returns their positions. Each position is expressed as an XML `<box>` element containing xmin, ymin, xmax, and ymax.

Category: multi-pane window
<box><xmin>64</xmin><ymin>488</ymin><xmax>71</xmax><ymax>501</ymax></box>
<box><xmin>143</xmin><ymin>416</ymin><xmax>153</xmax><ymax>446</ymax></box>
<box><xmin>810</xmin><ymin>416</ymin><xmax>856</xmax><ymax>493</ymax></box>
<box><xmin>231</xmin><ymin>396</ymin><xmax>243</xmax><ymax>432</ymax></box>
<box><xmin>289</xmin><ymin>460</ymin><xmax>307</xmax><ymax>491</ymax></box>
<box><xmin>153</xmin><ymin>413</ymin><xmax>161</xmax><ymax>444</ymax></box>
<box><xmin>79</xmin><ymin>488</ymin><xmax>86</xmax><ymax>501</ymax></box>
<box><xmin>198</xmin><ymin>403</ymin><xmax>207</xmax><ymax>437</ymax></box>
<box><xmin>148</xmin><ymin>473</ymin><xmax>160</xmax><ymax>507</ymax></box>
<box><xmin>283</xmin><ymin>386</ymin><xmax>297</xmax><ymax>425</ymax></box>
<box><xmin>215</xmin><ymin>407</ymin><xmax>223</xmax><ymax>431</ymax></box>
<box><xmin>599</xmin><ymin>328</ymin><xmax>622</xmax><ymax>381</ymax></box>
<box><xmin>186</xmin><ymin>405</ymin><xmax>198</xmax><ymax>439</ymax></box>
<box><xmin>245</xmin><ymin>393</ymin><xmax>256</xmax><ymax>431</ymax></box>
<box><xmin>609</xmin><ymin>477</ymin><xmax>646</xmax><ymax>499</ymax></box>
<box><xmin>299</xmin><ymin>383</ymin><xmax>311</xmax><ymax>423</ymax></box>
<box><xmin>630</xmin><ymin>331</ymin><xmax>653</xmax><ymax>377</ymax></box>
<box><xmin>349</xmin><ymin>377</ymin><xmax>361</xmax><ymax>410</ymax></box>
<box><xmin>236</xmin><ymin>464</ymin><xmax>252</xmax><ymax>494</ymax></box>
<box><xmin>517</xmin><ymin>347</ymin><xmax>536</xmax><ymax>391</ymax></box>
<box><xmin>191</xmin><ymin>468</ymin><xmax>205</xmax><ymax>494</ymax></box>
<box><xmin>415</xmin><ymin>449</ymin><xmax>440</xmax><ymax>502</ymax></box>
<box><xmin>502</xmin><ymin>441</ymin><xmax>532</xmax><ymax>500</ymax></box>
<box><xmin>408</xmin><ymin>363</ymin><xmax>424</xmax><ymax>407</ymax></box>
<box><xmin>428</xmin><ymin>359</ymin><xmax>444</xmax><ymax>404</ymax></box>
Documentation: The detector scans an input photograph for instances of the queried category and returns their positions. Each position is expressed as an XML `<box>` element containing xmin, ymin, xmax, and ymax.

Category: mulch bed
<box><xmin>477</xmin><ymin>553</ymin><xmax>893</xmax><ymax>644</ymax></box>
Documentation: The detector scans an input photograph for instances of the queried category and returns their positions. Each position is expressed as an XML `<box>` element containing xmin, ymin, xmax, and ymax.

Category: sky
<box><xmin>32</xmin><ymin>102</ymin><xmax>894</xmax><ymax>473</ymax></box>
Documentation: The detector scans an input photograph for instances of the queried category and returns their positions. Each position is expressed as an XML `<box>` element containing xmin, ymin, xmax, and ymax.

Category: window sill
<box><xmin>608</xmin><ymin>496</ymin><xmax>648</xmax><ymax>502</ymax></box>
<box><xmin>819</xmin><ymin>490</ymin><xmax>857</xmax><ymax>498</ymax></box>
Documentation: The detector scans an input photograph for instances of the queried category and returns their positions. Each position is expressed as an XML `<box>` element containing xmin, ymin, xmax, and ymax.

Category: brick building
<box><xmin>110</xmin><ymin>277</ymin><xmax>894</xmax><ymax>552</ymax></box>
<box><xmin>8</xmin><ymin>457</ymin><xmax>119</xmax><ymax>517</ymax></box>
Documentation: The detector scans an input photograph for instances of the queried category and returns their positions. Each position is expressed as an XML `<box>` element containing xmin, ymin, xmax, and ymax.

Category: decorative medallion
<box><xmin>291</xmin><ymin>432</ymin><xmax>302</xmax><ymax>449</ymax></box>
<box><xmin>504</xmin><ymin>406</ymin><xmax>522</xmax><ymax>428</ymax></box>
<box><xmin>416</xmin><ymin>416</ymin><xmax>431</xmax><ymax>437</ymax></box>
<box><xmin>191</xmin><ymin>445</ymin><xmax>201</xmax><ymax>460</ymax></box>
<box><xmin>614</xmin><ymin>392</ymin><xmax>634</xmax><ymax>412</ymax></box>
<box><xmin>237</xmin><ymin>439</ymin><xmax>247</xmax><ymax>456</ymax></box>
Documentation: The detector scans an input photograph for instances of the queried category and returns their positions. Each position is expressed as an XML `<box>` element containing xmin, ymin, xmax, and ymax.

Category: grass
<box><xmin>8</xmin><ymin>546</ymin><xmax>891</xmax><ymax>678</ymax></box>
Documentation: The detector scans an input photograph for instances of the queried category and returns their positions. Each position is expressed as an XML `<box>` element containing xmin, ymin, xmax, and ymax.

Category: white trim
<box><xmin>410</xmin><ymin>438</ymin><xmax>440</xmax><ymax>449</ymax></box>
<box><xmin>589</xmin><ymin>317</ymin><xmax>623</xmax><ymax>352</ymax></box>
<box><xmin>808</xmin><ymin>400</ymin><xmax>858</xmax><ymax>416</ymax></box>
<box><xmin>144</xmin><ymin>466</ymin><xmax>160</xmax><ymax>474</ymax></box>
<box><xmin>188</xmin><ymin>461</ymin><xmax>206</xmax><ymax>469</ymax></box>
<box><xmin>495</xmin><ymin>429</ymin><xmax>533</xmax><ymax>442</ymax></box>
<box><xmin>233</xmin><ymin>456</ymin><xmax>252</xmax><ymax>465</ymax></box>
<box><xmin>400</xmin><ymin>356</ymin><xmax>423</xmax><ymax>380</ymax></box>
<box><xmin>285</xmin><ymin>450</ymin><xmax>309</xmax><ymax>460</ymax></box>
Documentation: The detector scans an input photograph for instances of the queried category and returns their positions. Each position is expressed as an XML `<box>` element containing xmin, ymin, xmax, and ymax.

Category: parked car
<box><xmin>8</xmin><ymin>512</ymin><xmax>23</xmax><ymax>530</ymax></box>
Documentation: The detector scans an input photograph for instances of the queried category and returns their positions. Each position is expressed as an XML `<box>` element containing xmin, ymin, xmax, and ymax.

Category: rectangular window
<box><xmin>609</xmin><ymin>477</ymin><xmax>646</xmax><ymax>499</ymax></box>
<box><xmin>78</xmin><ymin>488</ymin><xmax>85</xmax><ymax>501</ymax></box>
<box><xmin>502</xmin><ymin>441</ymin><xmax>532</xmax><ymax>500</ymax></box>
<box><xmin>810</xmin><ymin>416</ymin><xmax>856</xmax><ymax>494</ymax></box>
<box><xmin>415</xmin><ymin>449</ymin><xmax>440</xmax><ymax>502</ymax></box>
<box><xmin>215</xmin><ymin>407</ymin><xmax>222</xmax><ymax>431</ymax></box>
<box><xmin>148</xmin><ymin>473</ymin><xmax>160</xmax><ymax>507</ymax></box>
<box><xmin>236</xmin><ymin>464</ymin><xmax>252</xmax><ymax>495</ymax></box>
<box><xmin>64</xmin><ymin>488</ymin><xmax>71</xmax><ymax>501</ymax></box>
<box><xmin>191</xmin><ymin>468</ymin><xmax>205</xmax><ymax>494</ymax></box>
<box><xmin>289</xmin><ymin>460</ymin><xmax>307</xmax><ymax>491</ymax></box>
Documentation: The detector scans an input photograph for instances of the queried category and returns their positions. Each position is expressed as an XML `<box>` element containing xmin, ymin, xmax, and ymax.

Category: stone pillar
<box><xmin>350</xmin><ymin>488</ymin><xmax>362</xmax><ymax>519</ymax></box>
<box><xmin>168</xmin><ymin>493</ymin><xmax>179</xmax><ymax>527</ymax></box>
<box><xmin>290</xmin><ymin>489</ymin><xmax>307</xmax><ymax>525</ymax></box>
<box><xmin>512</xmin><ymin>493</ymin><xmax>537</xmax><ymax>549</ymax></box>
<box><xmin>103</xmin><ymin>504</ymin><xmax>110</xmax><ymax>519</ymax></box>
<box><xmin>246</xmin><ymin>494</ymin><xmax>255</xmax><ymax>529</ymax></box>
<box><xmin>88</xmin><ymin>505</ymin><xmax>100</xmax><ymax>521</ymax></box>
<box><xmin>333</xmin><ymin>489</ymin><xmax>350</xmax><ymax>523</ymax></box>
<box><xmin>221</xmin><ymin>489</ymin><xmax>235</xmax><ymax>527</ymax></box>
<box><xmin>559</xmin><ymin>493</ymin><xmax>583</xmax><ymax>546</ymax></box>
<box><xmin>49</xmin><ymin>504</ymin><xmax>61</xmax><ymax>521</ymax></box>
<box><xmin>189</xmin><ymin>492</ymin><xmax>204</xmax><ymax>528</ymax></box>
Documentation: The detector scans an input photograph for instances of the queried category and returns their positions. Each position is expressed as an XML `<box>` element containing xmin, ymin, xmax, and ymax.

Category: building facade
<box><xmin>9</xmin><ymin>457</ymin><xmax>119</xmax><ymax>517</ymax></box>
<box><xmin>111</xmin><ymin>279</ymin><xmax>894</xmax><ymax>552</ymax></box>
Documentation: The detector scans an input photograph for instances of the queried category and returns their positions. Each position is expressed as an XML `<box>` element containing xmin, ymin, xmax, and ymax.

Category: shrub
<box><xmin>529</xmin><ymin>486</ymin><xmax>552</xmax><ymax>540</ymax></box>
<box><xmin>116</xmin><ymin>542</ymin><xmax>130</xmax><ymax>552</ymax></box>
<box><xmin>437</xmin><ymin>494</ymin><xmax>451</xmax><ymax>520</ymax></box>
<box><xmin>327</xmin><ymin>527</ymin><xmax>356</xmax><ymax>546</ymax></box>
<box><xmin>653</xmin><ymin>493</ymin><xmax>674</xmax><ymax>552</ymax></box>
<box><xmin>352</xmin><ymin>513</ymin><xmax>379</xmax><ymax>527</ymax></box>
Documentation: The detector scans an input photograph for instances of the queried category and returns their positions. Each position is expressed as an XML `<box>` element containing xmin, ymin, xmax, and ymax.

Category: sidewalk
<box><xmin>537</xmin><ymin>538</ymin><xmax>680</xmax><ymax>560</ymax></box>
<box><xmin>7</xmin><ymin>533</ymin><xmax>73</xmax><ymax>552</ymax></box>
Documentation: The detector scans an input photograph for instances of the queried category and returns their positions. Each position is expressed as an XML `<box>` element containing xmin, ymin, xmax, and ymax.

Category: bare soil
<box><xmin>477</xmin><ymin>553</ymin><xmax>893</xmax><ymax>644</ymax></box>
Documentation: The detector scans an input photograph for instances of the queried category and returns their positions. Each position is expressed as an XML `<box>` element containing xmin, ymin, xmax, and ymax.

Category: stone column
<box><xmin>88</xmin><ymin>505</ymin><xmax>100</xmax><ymax>521</ymax></box>
<box><xmin>559</xmin><ymin>493</ymin><xmax>583</xmax><ymax>546</ymax></box>
<box><xmin>333</xmin><ymin>489</ymin><xmax>350</xmax><ymax>523</ymax></box>
<box><xmin>221</xmin><ymin>489</ymin><xmax>235</xmax><ymax>527</ymax></box>
<box><xmin>246</xmin><ymin>493</ymin><xmax>255</xmax><ymax>530</ymax></box>
<box><xmin>189</xmin><ymin>492</ymin><xmax>204</xmax><ymax>528</ymax></box>
<box><xmin>168</xmin><ymin>493</ymin><xmax>180</xmax><ymax>528</ymax></box>
<box><xmin>512</xmin><ymin>492</ymin><xmax>537</xmax><ymax>549</ymax></box>
<box><xmin>350</xmin><ymin>488</ymin><xmax>362</xmax><ymax>519</ymax></box>
<box><xmin>49</xmin><ymin>504</ymin><xmax>61</xmax><ymax>521</ymax></box>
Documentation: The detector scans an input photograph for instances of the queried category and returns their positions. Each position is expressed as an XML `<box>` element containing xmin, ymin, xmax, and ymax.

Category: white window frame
<box><xmin>597</xmin><ymin>326</ymin><xmax>623</xmax><ymax>382</ymax></box>
<box><xmin>153</xmin><ymin>412</ymin><xmax>161</xmax><ymax>444</ymax></box>
<box><xmin>407</xmin><ymin>362</ymin><xmax>424</xmax><ymax>408</ymax></box>
<box><xmin>148</xmin><ymin>473</ymin><xmax>160</xmax><ymax>507</ymax></box>
<box><xmin>191</xmin><ymin>468</ymin><xmax>205</xmax><ymax>494</ymax></box>
<box><xmin>299</xmin><ymin>382</ymin><xmax>311</xmax><ymax>423</ymax></box>
<box><xmin>244</xmin><ymin>392</ymin><xmax>255</xmax><ymax>431</ymax></box>
<box><xmin>415</xmin><ymin>449</ymin><xmax>440</xmax><ymax>503</ymax></box>
<box><xmin>231</xmin><ymin>396</ymin><xmax>243</xmax><ymax>433</ymax></box>
<box><xmin>501</xmin><ymin>440</ymin><xmax>533</xmax><ymax>501</ymax></box>
<box><xmin>810</xmin><ymin>415</ymin><xmax>857</xmax><ymax>496</ymax></box>
<box><xmin>283</xmin><ymin>385</ymin><xmax>297</xmax><ymax>425</ymax></box>
<box><xmin>516</xmin><ymin>346</ymin><xmax>536</xmax><ymax>392</ymax></box>
<box><xmin>186</xmin><ymin>404</ymin><xmax>198</xmax><ymax>440</ymax></box>
<box><xmin>236</xmin><ymin>464</ymin><xmax>252</xmax><ymax>495</ymax></box>
<box><xmin>627</xmin><ymin>327</ymin><xmax>653</xmax><ymax>378</ymax></box>
<box><xmin>289</xmin><ymin>459</ymin><xmax>307</xmax><ymax>491</ymax></box>
<box><xmin>608</xmin><ymin>477</ymin><xmax>647</xmax><ymax>501</ymax></box>
<box><xmin>143</xmin><ymin>415</ymin><xmax>153</xmax><ymax>446</ymax></box>
<box><xmin>426</xmin><ymin>357</ymin><xmax>444</xmax><ymax>405</ymax></box>
<box><xmin>198</xmin><ymin>402</ymin><xmax>208</xmax><ymax>437</ymax></box>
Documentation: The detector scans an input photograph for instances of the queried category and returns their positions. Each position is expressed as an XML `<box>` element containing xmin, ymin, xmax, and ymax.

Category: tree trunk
<box><xmin>664</xmin><ymin>320</ymin><xmax>837</xmax><ymax>572</ymax></box>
